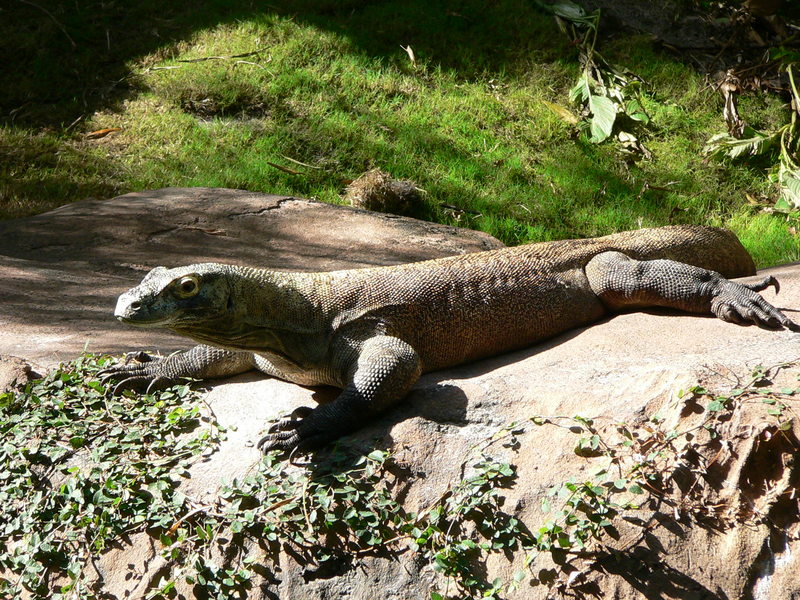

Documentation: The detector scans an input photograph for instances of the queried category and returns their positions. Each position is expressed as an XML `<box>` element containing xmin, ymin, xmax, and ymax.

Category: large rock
<box><xmin>0</xmin><ymin>354</ymin><xmax>40</xmax><ymax>393</ymax></box>
<box><xmin>2</xmin><ymin>188</ymin><xmax>799</xmax><ymax>599</ymax></box>
<box><xmin>0</xmin><ymin>187</ymin><xmax>501</xmax><ymax>365</ymax></box>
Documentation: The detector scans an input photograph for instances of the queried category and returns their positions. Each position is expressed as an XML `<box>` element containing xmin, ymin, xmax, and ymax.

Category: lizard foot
<box><xmin>98</xmin><ymin>351</ymin><xmax>178</xmax><ymax>394</ymax></box>
<box><xmin>711</xmin><ymin>279</ymin><xmax>800</xmax><ymax>332</ymax></box>
<box><xmin>267</xmin><ymin>406</ymin><xmax>314</xmax><ymax>433</ymax></box>
<box><xmin>257</xmin><ymin>415</ymin><xmax>331</xmax><ymax>455</ymax></box>
<box><xmin>257</xmin><ymin>429</ymin><xmax>300</xmax><ymax>453</ymax></box>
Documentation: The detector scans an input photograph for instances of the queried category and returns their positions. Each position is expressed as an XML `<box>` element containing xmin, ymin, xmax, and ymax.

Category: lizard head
<box><xmin>115</xmin><ymin>264</ymin><xmax>233</xmax><ymax>328</ymax></box>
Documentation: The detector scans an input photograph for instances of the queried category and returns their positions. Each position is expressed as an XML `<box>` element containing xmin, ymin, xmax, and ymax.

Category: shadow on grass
<box><xmin>3</xmin><ymin>0</ymin><xmax>569</xmax><ymax>127</ymax></box>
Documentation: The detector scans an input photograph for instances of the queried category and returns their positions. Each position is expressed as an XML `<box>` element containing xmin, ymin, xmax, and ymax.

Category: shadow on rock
<box><xmin>595</xmin><ymin>548</ymin><xmax>730</xmax><ymax>600</ymax></box>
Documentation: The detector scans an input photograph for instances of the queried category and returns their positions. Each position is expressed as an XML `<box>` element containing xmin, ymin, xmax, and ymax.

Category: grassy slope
<box><xmin>1</xmin><ymin>0</ymin><xmax>798</xmax><ymax>266</ymax></box>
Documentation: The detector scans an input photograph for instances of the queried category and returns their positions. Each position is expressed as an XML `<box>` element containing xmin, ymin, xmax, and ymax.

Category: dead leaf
<box><xmin>720</xmin><ymin>72</ymin><xmax>745</xmax><ymax>138</ymax></box>
<box><xmin>281</xmin><ymin>155</ymin><xmax>323</xmax><ymax>169</ymax></box>
<box><xmin>266</xmin><ymin>161</ymin><xmax>303</xmax><ymax>175</ymax></box>
<box><xmin>543</xmin><ymin>100</ymin><xmax>579</xmax><ymax>125</ymax></box>
<box><xmin>86</xmin><ymin>127</ymin><xmax>122</xmax><ymax>139</ymax></box>
<box><xmin>617</xmin><ymin>131</ymin><xmax>653</xmax><ymax>161</ymax></box>
<box><xmin>178</xmin><ymin>56</ymin><xmax>226</xmax><ymax>63</ymax></box>
<box><xmin>400</xmin><ymin>44</ymin><xmax>416</xmax><ymax>66</ymax></box>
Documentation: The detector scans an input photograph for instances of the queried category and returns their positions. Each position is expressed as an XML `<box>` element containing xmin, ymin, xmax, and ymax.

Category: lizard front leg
<box><xmin>257</xmin><ymin>335</ymin><xmax>422</xmax><ymax>454</ymax></box>
<box><xmin>585</xmin><ymin>251</ymin><xmax>800</xmax><ymax>331</ymax></box>
<box><xmin>99</xmin><ymin>344</ymin><xmax>257</xmax><ymax>394</ymax></box>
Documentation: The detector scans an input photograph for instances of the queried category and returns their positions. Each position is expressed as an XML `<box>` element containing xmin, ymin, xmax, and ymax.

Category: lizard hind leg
<box><xmin>585</xmin><ymin>251</ymin><xmax>800</xmax><ymax>332</ymax></box>
<box><xmin>257</xmin><ymin>335</ymin><xmax>423</xmax><ymax>454</ymax></box>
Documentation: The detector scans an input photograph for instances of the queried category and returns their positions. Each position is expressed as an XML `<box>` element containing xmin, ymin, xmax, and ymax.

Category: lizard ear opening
<box><xmin>173</xmin><ymin>274</ymin><xmax>201</xmax><ymax>299</ymax></box>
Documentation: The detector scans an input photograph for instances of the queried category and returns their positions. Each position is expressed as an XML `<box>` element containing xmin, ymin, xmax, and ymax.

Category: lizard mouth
<box><xmin>115</xmin><ymin>314</ymin><xmax>173</xmax><ymax>326</ymax></box>
<box><xmin>114</xmin><ymin>297</ymin><xmax>178</xmax><ymax>327</ymax></box>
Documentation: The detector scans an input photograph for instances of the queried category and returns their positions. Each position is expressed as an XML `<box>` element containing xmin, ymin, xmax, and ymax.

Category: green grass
<box><xmin>2</xmin><ymin>0</ymin><xmax>799</xmax><ymax>266</ymax></box>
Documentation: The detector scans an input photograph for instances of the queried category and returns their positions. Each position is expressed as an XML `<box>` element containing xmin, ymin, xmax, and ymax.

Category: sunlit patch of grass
<box><xmin>0</xmin><ymin>127</ymin><xmax>123</xmax><ymax>219</ymax></box>
<box><xmin>729</xmin><ymin>211</ymin><xmax>800</xmax><ymax>267</ymax></box>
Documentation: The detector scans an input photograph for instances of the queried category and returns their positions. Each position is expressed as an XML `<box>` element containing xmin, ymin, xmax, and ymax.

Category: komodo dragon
<box><xmin>101</xmin><ymin>225</ymin><xmax>799</xmax><ymax>453</ymax></box>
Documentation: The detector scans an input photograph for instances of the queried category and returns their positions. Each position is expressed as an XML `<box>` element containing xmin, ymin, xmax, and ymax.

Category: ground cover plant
<box><xmin>3</xmin><ymin>355</ymin><xmax>797</xmax><ymax>599</ymax></box>
<box><xmin>2</xmin><ymin>0</ymin><xmax>799</xmax><ymax>266</ymax></box>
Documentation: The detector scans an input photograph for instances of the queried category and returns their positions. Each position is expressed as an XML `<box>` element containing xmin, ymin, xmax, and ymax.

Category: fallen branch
<box><xmin>266</xmin><ymin>161</ymin><xmax>303</xmax><ymax>175</ymax></box>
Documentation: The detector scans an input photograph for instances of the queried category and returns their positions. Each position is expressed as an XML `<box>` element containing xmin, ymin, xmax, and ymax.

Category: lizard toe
<box><xmin>98</xmin><ymin>353</ymin><xmax>183</xmax><ymax>395</ymax></box>
<box><xmin>294</xmin><ymin>433</ymin><xmax>334</xmax><ymax>454</ymax></box>
<box><xmin>99</xmin><ymin>366</ymin><xmax>146</xmax><ymax>383</ymax></box>
<box><xmin>145</xmin><ymin>376</ymin><xmax>173</xmax><ymax>395</ymax></box>
<box><xmin>268</xmin><ymin>406</ymin><xmax>314</xmax><ymax>432</ymax></box>
<box><xmin>125</xmin><ymin>350</ymin><xmax>155</xmax><ymax>364</ymax></box>
<box><xmin>110</xmin><ymin>376</ymin><xmax>151</xmax><ymax>394</ymax></box>
<box><xmin>714</xmin><ymin>303</ymin><xmax>746</xmax><ymax>326</ymax></box>
<box><xmin>268</xmin><ymin>419</ymin><xmax>298</xmax><ymax>433</ymax></box>
<box><xmin>257</xmin><ymin>431</ymin><xmax>300</xmax><ymax>453</ymax></box>
<box><xmin>742</xmin><ymin>275</ymin><xmax>779</xmax><ymax>294</ymax></box>
<box><xmin>712</xmin><ymin>290</ymin><xmax>800</xmax><ymax>331</ymax></box>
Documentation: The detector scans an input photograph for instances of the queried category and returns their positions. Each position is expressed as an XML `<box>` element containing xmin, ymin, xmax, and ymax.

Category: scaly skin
<box><xmin>100</xmin><ymin>225</ymin><xmax>799</xmax><ymax>453</ymax></box>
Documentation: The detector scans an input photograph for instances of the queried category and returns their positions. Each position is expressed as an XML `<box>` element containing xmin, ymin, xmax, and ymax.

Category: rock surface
<box><xmin>3</xmin><ymin>188</ymin><xmax>800</xmax><ymax>599</ymax></box>
<box><xmin>0</xmin><ymin>354</ymin><xmax>40</xmax><ymax>393</ymax></box>
<box><xmin>0</xmin><ymin>187</ymin><xmax>501</xmax><ymax>365</ymax></box>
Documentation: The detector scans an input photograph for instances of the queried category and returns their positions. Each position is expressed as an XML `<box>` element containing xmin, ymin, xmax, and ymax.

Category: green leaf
<box><xmin>702</xmin><ymin>127</ymin><xmax>776</xmax><ymax>161</ymax></box>
<box><xmin>588</xmin><ymin>95</ymin><xmax>617</xmax><ymax>143</ymax></box>
<box><xmin>778</xmin><ymin>161</ymin><xmax>800</xmax><ymax>210</ymax></box>
<box><xmin>624</xmin><ymin>98</ymin><xmax>649</xmax><ymax>123</ymax></box>
<box><xmin>707</xmin><ymin>399</ymin><xmax>725</xmax><ymax>412</ymax></box>
<box><xmin>569</xmin><ymin>75</ymin><xmax>591</xmax><ymax>104</ymax></box>
<box><xmin>366</xmin><ymin>449</ymin><xmax>387</xmax><ymax>463</ymax></box>
<box><xmin>550</xmin><ymin>0</ymin><xmax>586</xmax><ymax>20</ymax></box>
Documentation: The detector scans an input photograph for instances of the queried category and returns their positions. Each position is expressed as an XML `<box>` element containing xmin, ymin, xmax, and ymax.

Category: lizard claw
<box><xmin>711</xmin><ymin>279</ymin><xmax>800</xmax><ymax>332</ymax></box>
<box><xmin>257</xmin><ymin>408</ymin><xmax>332</xmax><ymax>455</ymax></box>
<box><xmin>257</xmin><ymin>429</ymin><xmax>301</xmax><ymax>453</ymax></box>
<box><xmin>742</xmin><ymin>275</ymin><xmax>780</xmax><ymax>295</ymax></box>
<box><xmin>256</xmin><ymin>429</ymin><xmax>332</xmax><ymax>456</ymax></box>
<box><xmin>267</xmin><ymin>406</ymin><xmax>314</xmax><ymax>433</ymax></box>
<box><xmin>97</xmin><ymin>352</ymin><xmax>178</xmax><ymax>394</ymax></box>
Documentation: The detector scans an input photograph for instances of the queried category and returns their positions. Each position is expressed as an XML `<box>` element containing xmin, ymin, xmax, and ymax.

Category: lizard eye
<box><xmin>174</xmin><ymin>275</ymin><xmax>200</xmax><ymax>298</ymax></box>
